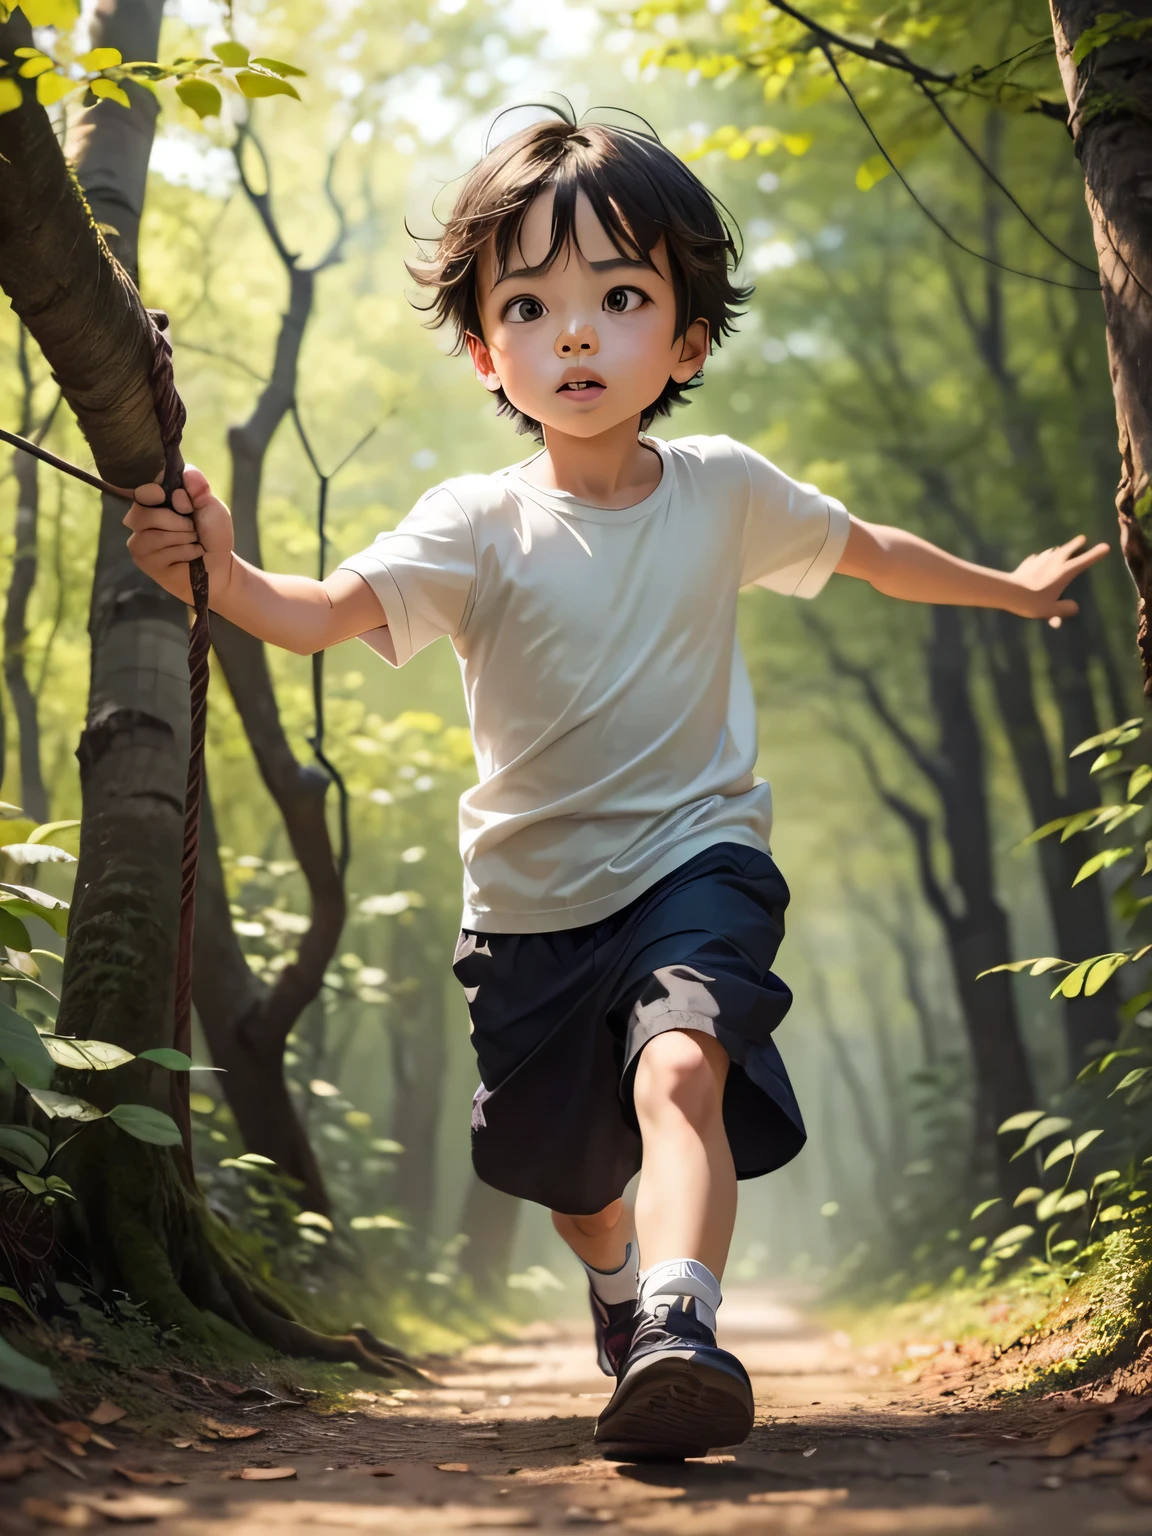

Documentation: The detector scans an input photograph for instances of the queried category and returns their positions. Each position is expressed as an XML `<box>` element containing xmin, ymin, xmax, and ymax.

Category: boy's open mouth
<box><xmin>557</xmin><ymin>372</ymin><xmax>607</xmax><ymax>396</ymax></box>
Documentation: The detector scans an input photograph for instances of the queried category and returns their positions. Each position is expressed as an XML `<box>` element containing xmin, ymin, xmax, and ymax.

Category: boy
<box><xmin>126</xmin><ymin>114</ymin><xmax>1107</xmax><ymax>1461</ymax></box>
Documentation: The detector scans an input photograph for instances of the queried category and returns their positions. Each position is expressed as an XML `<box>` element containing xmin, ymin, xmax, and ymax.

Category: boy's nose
<box><xmin>555</xmin><ymin>322</ymin><xmax>598</xmax><ymax>358</ymax></box>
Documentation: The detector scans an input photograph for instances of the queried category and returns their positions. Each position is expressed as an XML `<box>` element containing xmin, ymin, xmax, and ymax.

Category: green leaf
<box><xmin>0</xmin><ymin>80</ymin><xmax>23</xmax><ymax>115</ymax></box>
<box><xmin>1071</xmin><ymin>719</ymin><xmax>1143</xmax><ymax>756</ymax></box>
<box><xmin>1042</xmin><ymin>1139</ymin><xmax>1075</xmax><ymax>1172</ymax></box>
<box><xmin>1029</xmin><ymin>957</ymin><xmax>1069</xmax><ymax>976</ymax></box>
<box><xmin>0</xmin><ymin>1127</ymin><xmax>47</xmax><ymax>1175</ymax></box>
<box><xmin>1073</xmin><ymin>849</ymin><xmax>1132</xmax><ymax>887</ymax></box>
<box><xmin>175</xmin><ymin>77</ymin><xmax>222</xmax><ymax>118</ymax></box>
<box><xmin>1055</xmin><ymin>958</ymin><xmax>1096</xmax><ymax>998</ymax></box>
<box><xmin>137</xmin><ymin>1048</ymin><xmax>192</xmax><ymax>1071</ymax></box>
<box><xmin>89</xmin><ymin>78</ymin><xmax>130</xmax><ymax>108</ymax></box>
<box><xmin>1130</xmin><ymin>764</ymin><xmax>1152</xmax><ymax>801</ymax></box>
<box><xmin>1010</xmin><ymin>1116</ymin><xmax>1073</xmax><ymax>1160</ymax></box>
<box><xmin>17</xmin><ymin>54</ymin><xmax>54</xmax><ymax>76</ymax></box>
<box><xmin>27</xmin><ymin>1089</ymin><xmax>102</xmax><ymax>1121</ymax></box>
<box><xmin>0</xmin><ymin>883</ymin><xmax>69</xmax><ymax>937</ymax></box>
<box><xmin>248</xmin><ymin>55</ymin><xmax>305</xmax><ymax>76</ymax></box>
<box><xmin>35</xmin><ymin>72</ymin><xmax>79</xmax><ymax>105</ymax></box>
<box><xmin>1090</xmin><ymin>748</ymin><xmax>1124</xmax><ymax>773</ymax></box>
<box><xmin>105</xmin><ymin>1103</ymin><xmax>182</xmax><ymax>1146</ymax></box>
<box><xmin>212</xmin><ymin>40</ymin><xmax>249</xmax><ymax>66</ymax></box>
<box><xmin>0</xmin><ymin>1004</ymin><xmax>54</xmax><ymax>1090</ymax></box>
<box><xmin>43</xmin><ymin>1037</ymin><xmax>134</xmax><ymax>1072</ymax></box>
<box><xmin>0</xmin><ymin>1334</ymin><xmax>56</xmax><ymax>1399</ymax></box>
<box><xmin>1074</xmin><ymin>1129</ymin><xmax>1105</xmax><ymax>1155</ymax></box>
<box><xmin>76</xmin><ymin>47</ymin><xmax>120</xmax><ymax>70</ymax></box>
<box><xmin>294</xmin><ymin>1210</ymin><xmax>334</xmax><ymax>1231</ymax></box>
<box><xmin>998</xmin><ymin>1110</ymin><xmax>1046</xmax><ymax>1135</ymax></box>
<box><xmin>970</xmin><ymin>1198</ymin><xmax>1001</xmax><ymax>1221</ymax></box>
<box><xmin>17</xmin><ymin>1172</ymin><xmax>46</xmax><ymax>1195</ymax></box>
<box><xmin>236</xmin><ymin>68</ymin><xmax>300</xmax><ymax>100</ymax></box>
<box><xmin>1013</xmin><ymin>1186</ymin><xmax>1045</xmax><ymax>1207</ymax></box>
<box><xmin>0</xmin><ymin>908</ymin><xmax>32</xmax><ymax>952</ymax></box>
<box><xmin>1085</xmin><ymin>953</ymin><xmax>1130</xmax><ymax>995</ymax></box>
<box><xmin>1019</xmin><ymin>816</ymin><xmax>1075</xmax><ymax>847</ymax></box>
<box><xmin>1099</xmin><ymin>1205</ymin><xmax>1127</xmax><ymax>1222</ymax></box>
<box><xmin>1036</xmin><ymin>1188</ymin><xmax>1063</xmax><ymax>1223</ymax></box>
<box><xmin>990</xmin><ymin>1224</ymin><xmax>1035</xmax><ymax>1251</ymax></box>
<box><xmin>1092</xmin><ymin>1169</ymin><xmax>1122</xmax><ymax>1192</ymax></box>
<box><xmin>1111</xmin><ymin>1067</ymin><xmax>1152</xmax><ymax>1095</ymax></box>
<box><xmin>1055</xmin><ymin>1189</ymin><xmax>1089</xmax><ymax>1215</ymax></box>
<box><xmin>1051</xmin><ymin>1239</ymin><xmax>1080</xmax><ymax>1256</ymax></box>
<box><xmin>0</xmin><ymin>1286</ymin><xmax>36</xmax><ymax>1321</ymax></box>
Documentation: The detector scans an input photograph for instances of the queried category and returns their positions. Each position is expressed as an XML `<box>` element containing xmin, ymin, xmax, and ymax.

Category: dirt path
<box><xmin>4</xmin><ymin>1286</ymin><xmax>1150</xmax><ymax>1534</ymax></box>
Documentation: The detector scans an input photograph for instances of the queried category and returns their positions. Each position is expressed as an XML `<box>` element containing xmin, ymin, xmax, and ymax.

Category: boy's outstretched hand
<box><xmin>837</xmin><ymin>519</ymin><xmax>1110</xmax><ymax>625</ymax></box>
<box><xmin>124</xmin><ymin>468</ymin><xmax>234</xmax><ymax>606</ymax></box>
<box><xmin>1010</xmin><ymin>535</ymin><xmax>1112</xmax><ymax>627</ymax></box>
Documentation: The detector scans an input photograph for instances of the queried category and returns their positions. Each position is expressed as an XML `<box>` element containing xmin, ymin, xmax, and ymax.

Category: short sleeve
<box><xmin>734</xmin><ymin>441</ymin><xmax>850</xmax><ymax>598</ymax></box>
<box><xmin>337</xmin><ymin>487</ymin><xmax>476</xmax><ymax>667</ymax></box>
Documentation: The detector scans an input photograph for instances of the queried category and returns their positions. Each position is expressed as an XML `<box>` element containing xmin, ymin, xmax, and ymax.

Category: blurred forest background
<box><xmin>0</xmin><ymin>0</ymin><xmax>1142</xmax><ymax>1346</ymax></box>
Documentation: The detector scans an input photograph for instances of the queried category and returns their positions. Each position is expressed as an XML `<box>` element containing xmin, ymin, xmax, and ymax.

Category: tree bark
<box><xmin>1050</xmin><ymin>1</ymin><xmax>1152</xmax><ymax>689</ymax></box>
<box><xmin>3</xmin><ymin>330</ymin><xmax>51</xmax><ymax>823</ymax></box>
<box><xmin>458</xmin><ymin>1176</ymin><xmax>521</xmax><ymax>1296</ymax></box>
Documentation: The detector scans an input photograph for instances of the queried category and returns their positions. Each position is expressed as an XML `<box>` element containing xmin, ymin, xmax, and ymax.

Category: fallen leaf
<box><xmin>112</xmin><ymin>1468</ymin><xmax>186</xmax><ymax>1488</ymax></box>
<box><xmin>437</xmin><ymin>1463</ymin><xmax>470</xmax><ymax>1473</ymax></box>
<box><xmin>1047</xmin><ymin>1409</ymin><xmax>1108</xmax><ymax>1458</ymax></box>
<box><xmin>41</xmin><ymin>1451</ymin><xmax>86</xmax><ymax>1482</ymax></box>
<box><xmin>64</xmin><ymin>1443</ymin><xmax>87</xmax><ymax>1459</ymax></box>
<box><xmin>167</xmin><ymin>1439</ymin><xmax>214</xmax><ymax>1453</ymax></box>
<box><xmin>88</xmin><ymin>1402</ymin><xmax>127</xmax><ymax>1427</ymax></box>
<box><xmin>200</xmin><ymin>1417</ymin><xmax>261</xmax><ymax>1440</ymax></box>
<box><xmin>83</xmin><ymin>1494</ymin><xmax>186</xmax><ymax>1523</ymax></box>
<box><xmin>55</xmin><ymin>1424</ymin><xmax>91</xmax><ymax>1445</ymax></box>
<box><xmin>20</xmin><ymin>1499</ymin><xmax>90</xmax><ymax>1528</ymax></box>
<box><xmin>239</xmin><ymin>1467</ymin><xmax>296</xmax><ymax>1481</ymax></box>
<box><xmin>88</xmin><ymin>1434</ymin><xmax>115</xmax><ymax>1452</ymax></box>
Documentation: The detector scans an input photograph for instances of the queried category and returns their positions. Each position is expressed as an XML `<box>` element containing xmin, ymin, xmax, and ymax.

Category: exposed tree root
<box><xmin>61</xmin><ymin>1129</ymin><xmax>432</xmax><ymax>1385</ymax></box>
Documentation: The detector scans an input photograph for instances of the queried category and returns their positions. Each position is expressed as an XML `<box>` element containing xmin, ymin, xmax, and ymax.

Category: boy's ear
<box><xmin>466</xmin><ymin>333</ymin><xmax>503</xmax><ymax>394</ymax></box>
<box><xmin>670</xmin><ymin>318</ymin><xmax>711</xmax><ymax>384</ymax></box>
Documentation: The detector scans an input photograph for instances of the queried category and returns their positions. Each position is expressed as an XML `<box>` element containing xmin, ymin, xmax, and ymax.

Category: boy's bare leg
<box><xmin>632</xmin><ymin>1029</ymin><xmax>736</xmax><ymax>1277</ymax></box>
<box><xmin>552</xmin><ymin>1199</ymin><xmax>635</xmax><ymax>1272</ymax></box>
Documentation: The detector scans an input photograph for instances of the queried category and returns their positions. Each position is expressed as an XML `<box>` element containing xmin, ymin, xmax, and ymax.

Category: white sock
<box><xmin>638</xmin><ymin>1258</ymin><xmax>722</xmax><ymax>1334</ymax></box>
<box><xmin>581</xmin><ymin>1240</ymin><xmax>639</xmax><ymax>1306</ymax></box>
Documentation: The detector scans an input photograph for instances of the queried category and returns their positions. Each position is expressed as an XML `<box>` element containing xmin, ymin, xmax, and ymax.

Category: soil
<box><xmin>3</xmin><ymin>1284</ymin><xmax>1152</xmax><ymax>1534</ymax></box>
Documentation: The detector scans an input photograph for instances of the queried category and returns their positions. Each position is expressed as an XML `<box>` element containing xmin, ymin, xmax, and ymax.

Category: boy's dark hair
<box><xmin>408</xmin><ymin>107</ymin><xmax>750</xmax><ymax>439</ymax></box>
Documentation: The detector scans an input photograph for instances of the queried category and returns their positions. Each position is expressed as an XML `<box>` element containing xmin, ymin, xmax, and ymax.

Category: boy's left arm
<box><xmin>836</xmin><ymin>517</ymin><xmax>1110</xmax><ymax>626</ymax></box>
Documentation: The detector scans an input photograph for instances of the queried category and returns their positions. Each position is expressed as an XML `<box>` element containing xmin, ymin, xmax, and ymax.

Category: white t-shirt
<box><xmin>340</xmin><ymin>434</ymin><xmax>849</xmax><ymax>933</ymax></box>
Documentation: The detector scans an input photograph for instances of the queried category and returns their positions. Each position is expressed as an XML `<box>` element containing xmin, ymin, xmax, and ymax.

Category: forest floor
<box><xmin>3</xmin><ymin>1284</ymin><xmax>1152</xmax><ymax>1534</ymax></box>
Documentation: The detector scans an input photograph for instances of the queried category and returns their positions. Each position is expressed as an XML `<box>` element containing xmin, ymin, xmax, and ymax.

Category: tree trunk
<box><xmin>458</xmin><ymin>1176</ymin><xmax>521</xmax><ymax>1296</ymax></box>
<box><xmin>1050</xmin><ymin>1</ymin><xmax>1152</xmax><ymax>689</ymax></box>
<box><xmin>188</xmin><ymin>133</ymin><xmax>346</xmax><ymax>1212</ymax></box>
<box><xmin>927</xmin><ymin>607</ymin><xmax>1037</xmax><ymax>1197</ymax></box>
<box><xmin>385</xmin><ymin>917</ymin><xmax>448</xmax><ymax>1228</ymax></box>
<box><xmin>4</xmin><ymin>331</ymin><xmax>50</xmax><ymax>823</ymax></box>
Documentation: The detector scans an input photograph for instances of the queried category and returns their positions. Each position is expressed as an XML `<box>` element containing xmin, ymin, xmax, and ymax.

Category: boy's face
<box><xmin>467</xmin><ymin>188</ymin><xmax>709</xmax><ymax>439</ymax></box>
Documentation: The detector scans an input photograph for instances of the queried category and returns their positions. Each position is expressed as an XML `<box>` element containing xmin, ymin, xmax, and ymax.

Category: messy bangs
<box><xmin>407</xmin><ymin>106</ymin><xmax>751</xmax><ymax>439</ymax></box>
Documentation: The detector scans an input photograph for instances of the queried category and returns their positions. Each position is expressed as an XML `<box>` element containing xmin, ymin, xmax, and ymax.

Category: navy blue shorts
<box><xmin>452</xmin><ymin>843</ymin><xmax>805</xmax><ymax>1215</ymax></box>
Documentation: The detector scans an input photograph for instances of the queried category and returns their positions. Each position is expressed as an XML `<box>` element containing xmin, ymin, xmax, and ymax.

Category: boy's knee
<box><xmin>634</xmin><ymin>1029</ymin><xmax>726</xmax><ymax>1126</ymax></box>
<box><xmin>552</xmin><ymin>1198</ymin><xmax>625</xmax><ymax>1239</ymax></box>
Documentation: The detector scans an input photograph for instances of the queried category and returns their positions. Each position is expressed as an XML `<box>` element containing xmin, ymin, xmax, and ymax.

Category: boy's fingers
<box><xmin>123</xmin><ymin>504</ymin><xmax>189</xmax><ymax>532</ymax></box>
<box><xmin>181</xmin><ymin>465</ymin><xmax>211</xmax><ymax>502</ymax></box>
<box><xmin>134</xmin><ymin>482</ymin><xmax>166</xmax><ymax>506</ymax></box>
<box><xmin>171</xmin><ymin>486</ymin><xmax>193</xmax><ymax>516</ymax></box>
<box><xmin>1060</xmin><ymin>534</ymin><xmax>1087</xmax><ymax>555</ymax></box>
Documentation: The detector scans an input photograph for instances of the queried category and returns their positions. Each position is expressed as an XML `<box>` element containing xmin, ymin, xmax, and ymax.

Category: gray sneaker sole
<box><xmin>594</xmin><ymin>1346</ymin><xmax>754</xmax><ymax>1461</ymax></box>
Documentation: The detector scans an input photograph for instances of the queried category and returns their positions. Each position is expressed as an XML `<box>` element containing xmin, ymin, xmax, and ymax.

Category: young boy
<box><xmin>126</xmin><ymin>114</ymin><xmax>1107</xmax><ymax>1461</ymax></box>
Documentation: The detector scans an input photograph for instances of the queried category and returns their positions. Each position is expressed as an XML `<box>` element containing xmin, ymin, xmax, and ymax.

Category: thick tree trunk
<box><xmin>1050</xmin><ymin>1</ymin><xmax>1152</xmax><ymax>689</ymax></box>
<box><xmin>927</xmin><ymin>608</ymin><xmax>1037</xmax><ymax>1198</ymax></box>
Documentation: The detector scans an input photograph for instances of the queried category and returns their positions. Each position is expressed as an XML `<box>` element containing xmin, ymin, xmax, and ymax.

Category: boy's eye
<box><xmin>506</xmin><ymin>296</ymin><xmax>546</xmax><ymax>323</ymax></box>
<box><xmin>603</xmin><ymin>287</ymin><xmax>645</xmax><ymax>314</ymax></box>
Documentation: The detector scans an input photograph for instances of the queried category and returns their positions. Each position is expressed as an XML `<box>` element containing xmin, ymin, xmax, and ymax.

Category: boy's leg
<box><xmin>552</xmin><ymin>1199</ymin><xmax>640</xmax><ymax>1377</ymax></box>
<box><xmin>595</xmin><ymin>1027</ymin><xmax>752</xmax><ymax>1460</ymax></box>
<box><xmin>631</xmin><ymin>1030</ymin><xmax>735</xmax><ymax>1277</ymax></box>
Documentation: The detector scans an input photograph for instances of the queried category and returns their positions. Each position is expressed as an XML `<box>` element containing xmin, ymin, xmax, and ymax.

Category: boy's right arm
<box><xmin>124</xmin><ymin>468</ymin><xmax>386</xmax><ymax>656</ymax></box>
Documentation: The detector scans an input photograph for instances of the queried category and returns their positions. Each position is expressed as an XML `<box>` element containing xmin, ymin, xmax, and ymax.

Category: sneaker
<box><xmin>589</xmin><ymin>1285</ymin><xmax>637</xmax><ymax>1377</ymax></box>
<box><xmin>594</xmin><ymin>1297</ymin><xmax>754</xmax><ymax>1461</ymax></box>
